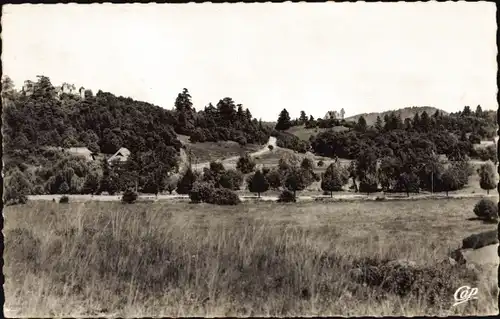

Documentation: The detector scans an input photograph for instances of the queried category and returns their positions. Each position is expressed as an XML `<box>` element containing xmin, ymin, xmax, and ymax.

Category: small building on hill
<box><xmin>108</xmin><ymin>147</ymin><xmax>131</xmax><ymax>164</ymax></box>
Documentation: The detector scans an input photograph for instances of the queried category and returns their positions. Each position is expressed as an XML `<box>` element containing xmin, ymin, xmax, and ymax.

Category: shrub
<box><xmin>476</xmin><ymin>145</ymin><xmax>497</xmax><ymax>163</ymax></box>
<box><xmin>462</xmin><ymin>230</ymin><xmax>498</xmax><ymax>249</ymax></box>
<box><xmin>359</xmin><ymin>174</ymin><xmax>378</xmax><ymax>194</ymax></box>
<box><xmin>236</xmin><ymin>154</ymin><xmax>256</xmax><ymax>174</ymax></box>
<box><xmin>3</xmin><ymin>168</ymin><xmax>31</xmax><ymax>206</ymax></box>
<box><xmin>189</xmin><ymin>181</ymin><xmax>215</xmax><ymax>203</ymax></box>
<box><xmin>59</xmin><ymin>195</ymin><xmax>69</xmax><ymax>204</ymax></box>
<box><xmin>262</xmin><ymin>167</ymin><xmax>270</xmax><ymax>175</ymax></box>
<box><xmin>351</xmin><ymin>256</ymin><xmax>479</xmax><ymax>305</ymax></box>
<box><xmin>278</xmin><ymin>189</ymin><xmax>296</xmax><ymax>203</ymax></box>
<box><xmin>265</xmin><ymin>169</ymin><xmax>283</xmax><ymax>190</ymax></box>
<box><xmin>300</xmin><ymin>158</ymin><xmax>314</xmax><ymax>171</ymax></box>
<box><xmin>32</xmin><ymin>185</ymin><xmax>45</xmax><ymax>195</ymax></box>
<box><xmin>219</xmin><ymin>169</ymin><xmax>244</xmax><ymax>190</ymax></box>
<box><xmin>268</xmin><ymin>145</ymin><xmax>274</xmax><ymax>151</ymax></box>
<box><xmin>206</xmin><ymin>188</ymin><xmax>240</xmax><ymax>205</ymax></box>
<box><xmin>468</xmin><ymin>133</ymin><xmax>481</xmax><ymax>144</ymax></box>
<box><xmin>121</xmin><ymin>190</ymin><xmax>138</xmax><ymax>204</ymax></box>
<box><xmin>473</xmin><ymin>198</ymin><xmax>498</xmax><ymax>221</ymax></box>
<box><xmin>317</xmin><ymin>160</ymin><xmax>324</xmax><ymax>167</ymax></box>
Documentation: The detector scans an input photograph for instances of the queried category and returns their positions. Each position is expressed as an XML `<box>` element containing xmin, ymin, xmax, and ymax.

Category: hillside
<box><xmin>286</xmin><ymin>125</ymin><xmax>350</xmax><ymax>141</ymax></box>
<box><xmin>1</xmin><ymin>75</ymin><xmax>271</xmax><ymax>198</ymax></box>
<box><xmin>346</xmin><ymin>106</ymin><xmax>448</xmax><ymax>126</ymax></box>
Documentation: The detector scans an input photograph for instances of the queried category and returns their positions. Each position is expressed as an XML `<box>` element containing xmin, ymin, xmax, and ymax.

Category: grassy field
<box><xmin>285</xmin><ymin>125</ymin><xmax>350</xmax><ymax>141</ymax></box>
<box><xmin>177</xmin><ymin>134</ymin><xmax>262</xmax><ymax>163</ymax></box>
<box><xmin>4</xmin><ymin>199</ymin><xmax>497</xmax><ymax>317</ymax></box>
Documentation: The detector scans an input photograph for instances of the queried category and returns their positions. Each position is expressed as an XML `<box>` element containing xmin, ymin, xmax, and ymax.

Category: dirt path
<box><xmin>189</xmin><ymin>136</ymin><xmax>277</xmax><ymax>171</ymax></box>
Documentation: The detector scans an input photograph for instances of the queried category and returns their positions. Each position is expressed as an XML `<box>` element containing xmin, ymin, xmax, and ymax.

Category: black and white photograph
<box><xmin>2</xmin><ymin>2</ymin><xmax>498</xmax><ymax>317</ymax></box>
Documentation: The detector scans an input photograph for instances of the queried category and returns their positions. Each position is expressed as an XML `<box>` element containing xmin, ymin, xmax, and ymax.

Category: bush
<box><xmin>351</xmin><ymin>256</ymin><xmax>479</xmax><ymax>305</ymax></box>
<box><xmin>473</xmin><ymin>198</ymin><xmax>498</xmax><ymax>221</ymax></box>
<box><xmin>219</xmin><ymin>169</ymin><xmax>244</xmax><ymax>190</ymax></box>
<box><xmin>121</xmin><ymin>190</ymin><xmax>138</xmax><ymax>204</ymax></box>
<box><xmin>468</xmin><ymin>133</ymin><xmax>481</xmax><ymax>144</ymax></box>
<box><xmin>4</xmin><ymin>168</ymin><xmax>31</xmax><ymax>206</ymax></box>
<box><xmin>189</xmin><ymin>181</ymin><xmax>215</xmax><ymax>203</ymax></box>
<box><xmin>59</xmin><ymin>195</ymin><xmax>69</xmax><ymax>204</ymax></box>
<box><xmin>236</xmin><ymin>154</ymin><xmax>256</xmax><ymax>174</ymax></box>
<box><xmin>359</xmin><ymin>175</ymin><xmax>378</xmax><ymax>194</ymax></box>
<box><xmin>265</xmin><ymin>169</ymin><xmax>283</xmax><ymax>190</ymax></box>
<box><xmin>268</xmin><ymin>145</ymin><xmax>274</xmax><ymax>151</ymax></box>
<box><xmin>462</xmin><ymin>230</ymin><xmax>498</xmax><ymax>249</ymax></box>
<box><xmin>317</xmin><ymin>160</ymin><xmax>324</xmax><ymax>167</ymax></box>
<box><xmin>278</xmin><ymin>189</ymin><xmax>296</xmax><ymax>203</ymax></box>
<box><xmin>206</xmin><ymin>188</ymin><xmax>241</xmax><ymax>205</ymax></box>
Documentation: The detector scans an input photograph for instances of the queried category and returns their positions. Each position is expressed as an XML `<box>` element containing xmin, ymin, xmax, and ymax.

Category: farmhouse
<box><xmin>108</xmin><ymin>147</ymin><xmax>131</xmax><ymax>164</ymax></box>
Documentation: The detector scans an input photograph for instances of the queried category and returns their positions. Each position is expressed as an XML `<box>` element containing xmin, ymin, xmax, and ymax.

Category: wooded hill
<box><xmin>345</xmin><ymin>106</ymin><xmax>448</xmax><ymax>126</ymax></box>
<box><xmin>2</xmin><ymin>76</ymin><xmax>270</xmax><ymax>170</ymax></box>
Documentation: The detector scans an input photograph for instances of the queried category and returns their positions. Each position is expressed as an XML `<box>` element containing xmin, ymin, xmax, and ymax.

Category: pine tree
<box><xmin>375</xmin><ymin>115</ymin><xmax>383</xmax><ymax>131</ymax></box>
<box><xmin>475</xmin><ymin>105</ymin><xmax>483</xmax><ymax>117</ymax></box>
<box><xmin>247</xmin><ymin>170</ymin><xmax>270</xmax><ymax>198</ymax></box>
<box><xmin>176</xmin><ymin>167</ymin><xmax>197</xmax><ymax>194</ymax></box>
<box><xmin>356</xmin><ymin>116</ymin><xmax>367</xmax><ymax>132</ymax></box>
<box><xmin>299</xmin><ymin>111</ymin><xmax>307</xmax><ymax>125</ymax></box>
<box><xmin>420</xmin><ymin>111</ymin><xmax>430</xmax><ymax>132</ymax></box>
<box><xmin>412</xmin><ymin>113</ymin><xmax>421</xmax><ymax>131</ymax></box>
<box><xmin>275</xmin><ymin>108</ymin><xmax>292</xmax><ymax>131</ymax></box>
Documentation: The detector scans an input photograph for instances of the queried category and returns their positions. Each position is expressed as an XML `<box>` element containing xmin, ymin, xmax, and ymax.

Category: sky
<box><xmin>2</xmin><ymin>2</ymin><xmax>497</xmax><ymax>121</ymax></box>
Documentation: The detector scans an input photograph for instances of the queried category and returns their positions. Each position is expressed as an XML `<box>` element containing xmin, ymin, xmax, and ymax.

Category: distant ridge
<box><xmin>346</xmin><ymin>106</ymin><xmax>448</xmax><ymax>126</ymax></box>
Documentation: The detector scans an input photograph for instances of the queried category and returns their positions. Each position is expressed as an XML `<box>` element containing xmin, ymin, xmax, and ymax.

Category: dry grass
<box><xmin>177</xmin><ymin>134</ymin><xmax>261</xmax><ymax>163</ymax></box>
<box><xmin>4</xmin><ymin>199</ymin><xmax>498</xmax><ymax>317</ymax></box>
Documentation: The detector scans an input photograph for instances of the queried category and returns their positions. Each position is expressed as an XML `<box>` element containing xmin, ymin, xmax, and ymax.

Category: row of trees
<box><xmin>5</xmin><ymin>148</ymin><xmax>496</xmax><ymax>206</ymax></box>
<box><xmin>275</xmin><ymin>108</ymin><xmax>349</xmax><ymax>131</ymax></box>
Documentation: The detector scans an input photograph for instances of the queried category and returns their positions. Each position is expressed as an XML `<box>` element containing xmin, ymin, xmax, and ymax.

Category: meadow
<box><xmin>4</xmin><ymin>198</ymin><xmax>498</xmax><ymax>317</ymax></box>
<box><xmin>285</xmin><ymin>125</ymin><xmax>350</xmax><ymax>141</ymax></box>
<box><xmin>177</xmin><ymin>134</ymin><xmax>261</xmax><ymax>164</ymax></box>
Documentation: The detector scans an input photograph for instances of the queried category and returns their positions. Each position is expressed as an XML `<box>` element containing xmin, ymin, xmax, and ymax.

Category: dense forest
<box><xmin>273</xmin><ymin>106</ymin><xmax>497</xmax><ymax>162</ymax></box>
<box><xmin>1</xmin><ymin>75</ymin><xmax>270</xmax><ymax>201</ymax></box>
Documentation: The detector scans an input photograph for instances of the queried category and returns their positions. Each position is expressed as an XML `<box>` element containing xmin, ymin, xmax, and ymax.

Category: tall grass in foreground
<box><xmin>4</xmin><ymin>201</ymin><xmax>498</xmax><ymax>317</ymax></box>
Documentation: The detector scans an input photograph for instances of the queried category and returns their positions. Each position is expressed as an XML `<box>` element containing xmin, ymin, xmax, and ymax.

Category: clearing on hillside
<box><xmin>286</xmin><ymin>125</ymin><xmax>350</xmax><ymax>141</ymax></box>
<box><xmin>177</xmin><ymin>134</ymin><xmax>262</xmax><ymax>163</ymax></box>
